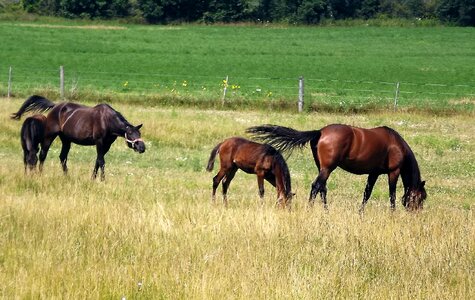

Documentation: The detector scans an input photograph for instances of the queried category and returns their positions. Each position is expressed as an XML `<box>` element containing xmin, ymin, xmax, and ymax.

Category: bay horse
<box><xmin>247</xmin><ymin>124</ymin><xmax>426</xmax><ymax>211</ymax></box>
<box><xmin>206</xmin><ymin>137</ymin><xmax>293</xmax><ymax>208</ymax></box>
<box><xmin>20</xmin><ymin>114</ymin><xmax>46</xmax><ymax>173</ymax></box>
<box><xmin>11</xmin><ymin>95</ymin><xmax>145</xmax><ymax>180</ymax></box>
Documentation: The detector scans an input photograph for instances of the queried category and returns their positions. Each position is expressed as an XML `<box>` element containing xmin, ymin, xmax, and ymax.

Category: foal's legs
<box><xmin>212</xmin><ymin>170</ymin><xmax>226</xmax><ymax>203</ymax></box>
<box><xmin>264</xmin><ymin>174</ymin><xmax>280</xmax><ymax>206</ymax></box>
<box><xmin>23</xmin><ymin>149</ymin><xmax>28</xmax><ymax>174</ymax></box>
<box><xmin>388</xmin><ymin>170</ymin><xmax>401</xmax><ymax>210</ymax></box>
<box><xmin>59</xmin><ymin>138</ymin><xmax>71</xmax><ymax>174</ymax></box>
<box><xmin>212</xmin><ymin>165</ymin><xmax>237</xmax><ymax>206</ymax></box>
<box><xmin>257</xmin><ymin>175</ymin><xmax>265</xmax><ymax>201</ymax></box>
<box><xmin>221</xmin><ymin>167</ymin><xmax>237</xmax><ymax>207</ymax></box>
<box><xmin>309</xmin><ymin>168</ymin><xmax>332</xmax><ymax>208</ymax></box>
<box><xmin>359</xmin><ymin>173</ymin><xmax>379</xmax><ymax>213</ymax></box>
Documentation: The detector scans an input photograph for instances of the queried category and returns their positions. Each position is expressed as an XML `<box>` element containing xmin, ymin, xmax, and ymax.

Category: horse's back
<box><xmin>318</xmin><ymin>124</ymin><xmax>407</xmax><ymax>174</ymax></box>
<box><xmin>219</xmin><ymin>137</ymin><xmax>274</xmax><ymax>172</ymax></box>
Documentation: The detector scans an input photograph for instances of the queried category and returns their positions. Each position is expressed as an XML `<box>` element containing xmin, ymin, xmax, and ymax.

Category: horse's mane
<box><xmin>101</xmin><ymin>104</ymin><xmax>133</xmax><ymax>127</ymax></box>
<box><xmin>265</xmin><ymin>145</ymin><xmax>292</xmax><ymax>197</ymax></box>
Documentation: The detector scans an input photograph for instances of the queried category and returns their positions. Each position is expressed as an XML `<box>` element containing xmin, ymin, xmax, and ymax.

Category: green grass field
<box><xmin>0</xmin><ymin>99</ymin><xmax>474</xmax><ymax>298</ymax></box>
<box><xmin>0</xmin><ymin>21</ymin><xmax>474</xmax><ymax>112</ymax></box>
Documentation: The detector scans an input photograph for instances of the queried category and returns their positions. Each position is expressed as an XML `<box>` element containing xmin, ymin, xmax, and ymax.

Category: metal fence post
<box><xmin>60</xmin><ymin>66</ymin><xmax>65</xmax><ymax>100</ymax></box>
<box><xmin>393</xmin><ymin>82</ymin><xmax>400</xmax><ymax>111</ymax></box>
<box><xmin>298</xmin><ymin>76</ymin><xmax>304</xmax><ymax>112</ymax></box>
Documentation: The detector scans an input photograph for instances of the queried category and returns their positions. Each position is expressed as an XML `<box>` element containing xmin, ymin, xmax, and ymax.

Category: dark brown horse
<box><xmin>11</xmin><ymin>95</ymin><xmax>145</xmax><ymax>180</ymax></box>
<box><xmin>247</xmin><ymin>124</ymin><xmax>426</xmax><ymax>211</ymax></box>
<box><xmin>20</xmin><ymin>114</ymin><xmax>47</xmax><ymax>173</ymax></box>
<box><xmin>206</xmin><ymin>137</ymin><xmax>293</xmax><ymax>208</ymax></box>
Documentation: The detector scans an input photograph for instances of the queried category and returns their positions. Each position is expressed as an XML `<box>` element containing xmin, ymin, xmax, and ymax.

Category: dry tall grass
<box><xmin>0</xmin><ymin>99</ymin><xmax>473</xmax><ymax>299</ymax></box>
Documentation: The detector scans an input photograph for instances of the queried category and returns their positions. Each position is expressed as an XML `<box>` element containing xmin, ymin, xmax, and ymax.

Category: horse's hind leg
<box><xmin>309</xmin><ymin>168</ymin><xmax>332</xmax><ymax>208</ymax></box>
<box><xmin>59</xmin><ymin>139</ymin><xmax>71</xmax><ymax>174</ymax></box>
<box><xmin>212</xmin><ymin>170</ymin><xmax>226</xmax><ymax>203</ymax></box>
<box><xmin>359</xmin><ymin>173</ymin><xmax>379</xmax><ymax>213</ymax></box>
<box><xmin>221</xmin><ymin>167</ymin><xmax>237</xmax><ymax>207</ymax></box>
<box><xmin>23</xmin><ymin>149</ymin><xmax>28</xmax><ymax>174</ymax></box>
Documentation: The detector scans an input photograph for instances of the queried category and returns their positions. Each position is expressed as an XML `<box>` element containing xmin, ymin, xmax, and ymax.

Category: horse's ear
<box><xmin>136</xmin><ymin>124</ymin><xmax>143</xmax><ymax>130</ymax></box>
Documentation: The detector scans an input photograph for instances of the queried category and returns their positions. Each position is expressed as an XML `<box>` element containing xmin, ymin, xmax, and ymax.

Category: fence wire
<box><xmin>2</xmin><ymin>66</ymin><xmax>474</xmax><ymax>110</ymax></box>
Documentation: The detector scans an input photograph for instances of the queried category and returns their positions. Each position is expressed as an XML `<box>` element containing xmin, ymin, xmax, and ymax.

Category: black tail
<box><xmin>246</xmin><ymin>124</ymin><xmax>321</xmax><ymax>154</ymax></box>
<box><xmin>11</xmin><ymin>95</ymin><xmax>55</xmax><ymax>120</ymax></box>
<box><xmin>21</xmin><ymin>116</ymin><xmax>45</xmax><ymax>152</ymax></box>
<box><xmin>206</xmin><ymin>143</ymin><xmax>222</xmax><ymax>172</ymax></box>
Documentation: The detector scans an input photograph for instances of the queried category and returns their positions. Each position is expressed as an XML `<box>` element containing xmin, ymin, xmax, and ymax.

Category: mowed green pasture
<box><xmin>0</xmin><ymin>99</ymin><xmax>474</xmax><ymax>298</ymax></box>
<box><xmin>0</xmin><ymin>22</ymin><xmax>474</xmax><ymax>111</ymax></box>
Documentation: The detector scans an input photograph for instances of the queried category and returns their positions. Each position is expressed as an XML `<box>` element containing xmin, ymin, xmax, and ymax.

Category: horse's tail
<box><xmin>246</xmin><ymin>124</ymin><xmax>321</xmax><ymax>154</ymax></box>
<box><xmin>10</xmin><ymin>95</ymin><xmax>55</xmax><ymax>120</ymax></box>
<box><xmin>21</xmin><ymin>116</ymin><xmax>46</xmax><ymax>153</ymax></box>
<box><xmin>206</xmin><ymin>143</ymin><xmax>222</xmax><ymax>172</ymax></box>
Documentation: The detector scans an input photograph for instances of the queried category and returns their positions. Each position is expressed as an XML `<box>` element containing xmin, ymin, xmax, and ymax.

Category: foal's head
<box><xmin>125</xmin><ymin>124</ymin><xmax>145</xmax><ymax>153</ymax></box>
<box><xmin>403</xmin><ymin>181</ymin><xmax>427</xmax><ymax>211</ymax></box>
<box><xmin>25</xmin><ymin>149</ymin><xmax>39</xmax><ymax>171</ymax></box>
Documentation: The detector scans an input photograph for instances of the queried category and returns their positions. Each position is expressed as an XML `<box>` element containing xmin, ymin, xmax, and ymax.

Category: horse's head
<box><xmin>125</xmin><ymin>124</ymin><xmax>145</xmax><ymax>153</ymax></box>
<box><xmin>403</xmin><ymin>181</ymin><xmax>426</xmax><ymax>211</ymax></box>
<box><xmin>277</xmin><ymin>191</ymin><xmax>295</xmax><ymax>210</ymax></box>
<box><xmin>26</xmin><ymin>150</ymin><xmax>39</xmax><ymax>171</ymax></box>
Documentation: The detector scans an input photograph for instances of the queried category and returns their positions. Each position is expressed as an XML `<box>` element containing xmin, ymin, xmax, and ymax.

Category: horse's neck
<box><xmin>110</xmin><ymin>114</ymin><xmax>129</xmax><ymax>136</ymax></box>
<box><xmin>274</xmin><ymin>157</ymin><xmax>291</xmax><ymax>196</ymax></box>
<box><xmin>401</xmin><ymin>153</ymin><xmax>421</xmax><ymax>190</ymax></box>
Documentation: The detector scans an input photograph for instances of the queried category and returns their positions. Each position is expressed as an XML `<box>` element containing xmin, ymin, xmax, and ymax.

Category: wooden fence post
<box><xmin>393</xmin><ymin>82</ymin><xmax>400</xmax><ymax>111</ymax></box>
<box><xmin>60</xmin><ymin>66</ymin><xmax>65</xmax><ymax>100</ymax></box>
<box><xmin>8</xmin><ymin>66</ymin><xmax>12</xmax><ymax>98</ymax></box>
<box><xmin>298</xmin><ymin>76</ymin><xmax>304</xmax><ymax>112</ymax></box>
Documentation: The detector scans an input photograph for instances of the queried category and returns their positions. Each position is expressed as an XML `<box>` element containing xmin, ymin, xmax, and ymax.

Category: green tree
<box><xmin>296</xmin><ymin>0</ymin><xmax>327</xmax><ymax>24</ymax></box>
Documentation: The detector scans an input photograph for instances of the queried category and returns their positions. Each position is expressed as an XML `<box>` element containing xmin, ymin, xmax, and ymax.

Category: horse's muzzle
<box><xmin>134</xmin><ymin>141</ymin><xmax>146</xmax><ymax>153</ymax></box>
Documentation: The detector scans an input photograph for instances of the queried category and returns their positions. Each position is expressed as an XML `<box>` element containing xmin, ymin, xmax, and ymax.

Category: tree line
<box><xmin>5</xmin><ymin>0</ymin><xmax>475</xmax><ymax>26</ymax></box>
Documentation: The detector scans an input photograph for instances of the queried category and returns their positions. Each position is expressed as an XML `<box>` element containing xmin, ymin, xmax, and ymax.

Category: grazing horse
<box><xmin>20</xmin><ymin>114</ymin><xmax>46</xmax><ymax>173</ymax></box>
<box><xmin>247</xmin><ymin>124</ymin><xmax>426</xmax><ymax>211</ymax></box>
<box><xmin>206</xmin><ymin>137</ymin><xmax>293</xmax><ymax>208</ymax></box>
<box><xmin>11</xmin><ymin>95</ymin><xmax>145</xmax><ymax>180</ymax></box>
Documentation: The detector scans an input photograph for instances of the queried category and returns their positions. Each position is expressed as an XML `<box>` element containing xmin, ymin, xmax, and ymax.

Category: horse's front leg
<box><xmin>388</xmin><ymin>170</ymin><xmax>401</xmax><ymax>210</ymax></box>
<box><xmin>256</xmin><ymin>175</ymin><xmax>265</xmax><ymax>201</ymax></box>
<box><xmin>59</xmin><ymin>138</ymin><xmax>71</xmax><ymax>175</ymax></box>
<box><xmin>93</xmin><ymin>142</ymin><xmax>111</xmax><ymax>181</ymax></box>
<box><xmin>39</xmin><ymin>135</ymin><xmax>57</xmax><ymax>173</ymax></box>
<box><xmin>92</xmin><ymin>156</ymin><xmax>103</xmax><ymax>180</ymax></box>
<box><xmin>359</xmin><ymin>173</ymin><xmax>379</xmax><ymax>213</ymax></box>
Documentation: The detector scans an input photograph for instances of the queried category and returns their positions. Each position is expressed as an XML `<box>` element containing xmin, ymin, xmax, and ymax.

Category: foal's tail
<box><xmin>246</xmin><ymin>124</ymin><xmax>321</xmax><ymax>154</ymax></box>
<box><xmin>206</xmin><ymin>143</ymin><xmax>222</xmax><ymax>172</ymax></box>
<box><xmin>21</xmin><ymin>115</ymin><xmax>46</xmax><ymax>152</ymax></box>
<box><xmin>10</xmin><ymin>95</ymin><xmax>55</xmax><ymax>120</ymax></box>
